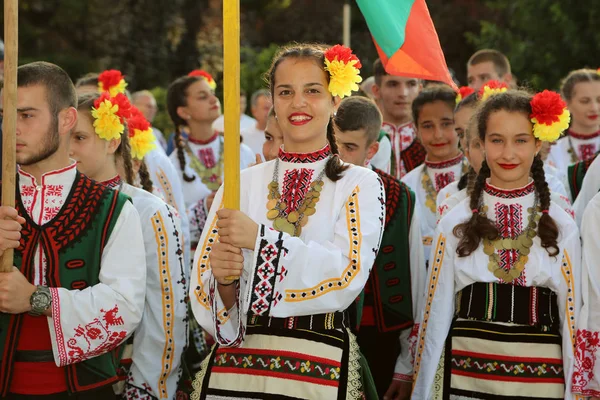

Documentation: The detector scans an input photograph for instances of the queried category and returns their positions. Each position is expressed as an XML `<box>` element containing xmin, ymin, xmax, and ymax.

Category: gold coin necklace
<box><xmin>422</xmin><ymin>160</ymin><xmax>469</xmax><ymax>214</ymax></box>
<box><xmin>480</xmin><ymin>202</ymin><xmax>540</xmax><ymax>283</ymax></box>
<box><xmin>266</xmin><ymin>157</ymin><xmax>329</xmax><ymax>236</ymax></box>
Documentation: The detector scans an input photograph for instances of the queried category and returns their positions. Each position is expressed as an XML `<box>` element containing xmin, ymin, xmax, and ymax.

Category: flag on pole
<box><xmin>356</xmin><ymin>0</ymin><xmax>458</xmax><ymax>91</ymax></box>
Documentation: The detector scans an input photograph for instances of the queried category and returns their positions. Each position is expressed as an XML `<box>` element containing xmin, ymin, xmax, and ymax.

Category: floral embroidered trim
<box><xmin>188</xmin><ymin>131</ymin><xmax>219</xmax><ymax>145</ymax></box>
<box><xmin>285</xmin><ymin>186</ymin><xmax>362</xmax><ymax>302</ymax></box>
<box><xmin>424</xmin><ymin>153</ymin><xmax>463</xmax><ymax>170</ymax></box>
<box><xmin>572</xmin><ymin>329</ymin><xmax>600</xmax><ymax>394</ymax></box>
<box><xmin>151</xmin><ymin>212</ymin><xmax>176</xmax><ymax>398</ymax></box>
<box><xmin>50</xmin><ymin>287</ymin><xmax>67</xmax><ymax>366</ymax></box>
<box><xmin>484</xmin><ymin>180</ymin><xmax>535</xmax><ymax>199</ymax></box>
<box><xmin>562</xmin><ymin>250</ymin><xmax>577</xmax><ymax>351</ymax></box>
<box><xmin>569</xmin><ymin>129</ymin><xmax>600</xmax><ymax>140</ymax></box>
<box><xmin>190</xmin><ymin>345</ymin><xmax>214</xmax><ymax>400</ymax></box>
<box><xmin>393</xmin><ymin>373</ymin><xmax>413</xmax><ymax>382</ymax></box>
<box><xmin>155</xmin><ymin>168</ymin><xmax>176</xmax><ymax>209</ymax></box>
<box><xmin>279</xmin><ymin>144</ymin><xmax>331</xmax><ymax>163</ymax></box>
<box><xmin>101</xmin><ymin>175</ymin><xmax>122</xmax><ymax>189</ymax></box>
<box><xmin>346</xmin><ymin>330</ymin><xmax>364</xmax><ymax>400</ymax></box>
<box><xmin>413</xmin><ymin>234</ymin><xmax>446</xmax><ymax>381</ymax></box>
<box><xmin>249</xmin><ymin>226</ymin><xmax>285</xmax><ymax>315</ymax></box>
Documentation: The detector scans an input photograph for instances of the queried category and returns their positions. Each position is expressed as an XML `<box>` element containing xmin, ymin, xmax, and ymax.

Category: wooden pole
<box><xmin>223</xmin><ymin>0</ymin><xmax>240</xmax><ymax>211</ymax></box>
<box><xmin>343</xmin><ymin>1</ymin><xmax>351</xmax><ymax>47</ymax></box>
<box><xmin>1</xmin><ymin>0</ymin><xmax>18</xmax><ymax>272</ymax></box>
<box><xmin>223</xmin><ymin>0</ymin><xmax>240</xmax><ymax>281</ymax></box>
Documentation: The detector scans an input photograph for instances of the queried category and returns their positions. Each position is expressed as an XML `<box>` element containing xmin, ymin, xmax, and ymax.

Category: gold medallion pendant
<box><xmin>265</xmin><ymin>157</ymin><xmax>330</xmax><ymax>237</ymax></box>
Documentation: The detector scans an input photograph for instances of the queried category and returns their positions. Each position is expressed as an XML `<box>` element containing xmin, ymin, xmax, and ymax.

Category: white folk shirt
<box><xmin>402</xmin><ymin>154</ymin><xmax>465</xmax><ymax>264</ymax></box>
<box><xmin>369</xmin><ymin>134</ymin><xmax>392</xmax><ymax>173</ymax></box>
<box><xmin>412</xmin><ymin>180</ymin><xmax>582</xmax><ymax>400</ymax></box>
<box><xmin>575</xmin><ymin>190</ymin><xmax>600</xmax><ymax>397</ymax></box>
<box><xmin>146</xmin><ymin>147</ymin><xmax>191</xmax><ymax>271</ymax></box>
<box><xmin>190</xmin><ymin>146</ymin><xmax>385</xmax><ymax>346</ymax></box>
<box><xmin>240</xmin><ymin>125</ymin><xmax>266</xmax><ymax>160</ymax></box>
<box><xmin>168</xmin><ymin>135</ymin><xmax>255</xmax><ymax>245</ymax></box>
<box><xmin>117</xmin><ymin>183</ymin><xmax>188</xmax><ymax>400</ymax></box>
<box><xmin>548</xmin><ymin>131</ymin><xmax>600</xmax><ymax>176</ymax></box>
<box><xmin>573</xmin><ymin>155</ymin><xmax>600</xmax><ymax>228</ymax></box>
<box><xmin>17</xmin><ymin>163</ymin><xmax>146</xmax><ymax>367</ymax></box>
<box><xmin>382</xmin><ymin>121</ymin><xmax>418</xmax><ymax>179</ymax></box>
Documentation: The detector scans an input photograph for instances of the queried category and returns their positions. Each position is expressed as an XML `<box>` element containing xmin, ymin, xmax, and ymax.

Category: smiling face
<box><xmin>567</xmin><ymin>81</ymin><xmax>600</xmax><ymax>133</ymax></box>
<box><xmin>69</xmin><ymin>110</ymin><xmax>120</xmax><ymax>181</ymax></box>
<box><xmin>416</xmin><ymin>100</ymin><xmax>460</xmax><ymax>162</ymax></box>
<box><xmin>484</xmin><ymin>110</ymin><xmax>542</xmax><ymax>189</ymax></box>
<box><xmin>177</xmin><ymin>79</ymin><xmax>221</xmax><ymax>124</ymax></box>
<box><xmin>272</xmin><ymin>57</ymin><xmax>333</xmax><ymax>153</ymax></box>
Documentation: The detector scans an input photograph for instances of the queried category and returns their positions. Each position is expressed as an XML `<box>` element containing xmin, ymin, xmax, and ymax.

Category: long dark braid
<box><xmin>530</xmin><ymin>155</ymin><xmax>559</xmax><ymax>256</ymax></box>
<box><xmin>117</xmin><ymin>131</ymin><xmax>136</xmax><ymax>185</ymax></box>
<box><xmin>138</xmin><ymin>160</ymin><xmax>154</xmax><ymax>193</ymax></box>
<box><xmin>454</xmin><ymin>160</ymin><xmax>498</xmax><ymax>257</ymax></box>
<box><xmin>325</xmin><ymin>116</ymin><xmax>349</xmax><ymax>181</ymax></box>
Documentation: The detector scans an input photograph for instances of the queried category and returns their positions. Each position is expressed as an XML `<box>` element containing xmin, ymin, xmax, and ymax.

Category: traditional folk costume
<box><xmin>402</xmin><ymin>154</ymin><xmax>467</xmax><ymax>264</ymax></box>
<box><xmin>547</xmin><ymin>130</ymin><xmax>600</xmax><ymax>175</ymax></box>
<box><xmin>102</xmin><ymin>178</ymin><xmax>188</xmax><ymax>400</ymax></box>
<box><xmin>568</xmin><ymin>154</ymin><xmax>597</xmax><ymax>204</ymax></box>
<box><xmin>570</xmin><ymin>154</ymin><xmax>600</xmax><ymax>227</ymax></box>
<box><xmin>377</xmin><ymin>121</ymin><xmax>426</xmax><ymax>179</ymax></box>
<box><xmin>5</xmin><ymin>163</ymin><xmax>146</xmax><ymax>397</ymax></box>
<box><xmin>168</xmin><ymin>132</ymin><xmax>255</xmax><ymax>247</ymax></box>
<box><xmin>412</xmin><ymin>180</ymin><xmax>582</xmax><ymax>400</ymax></box>
<box><xmin>369</xmin><ymin>131</ymin><xmax>392</xmax><ymax>173</ymax></box>
<box><xmin>189</xmin><ymin>145</ymin><xmax>385</xmax><ymax>400</ymax></box>
<box><xmin>572</xmin><ymin>190</ymin><xmax>600</xmax><ymax>397</ymax></box>
<box><xmin>356</xmin><ymin>168</ymin><xmax>425</xmax><ymax>396</ymax></box>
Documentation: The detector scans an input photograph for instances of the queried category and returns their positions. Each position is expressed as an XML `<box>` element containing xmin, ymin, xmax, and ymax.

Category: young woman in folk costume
<box><xmin>412</xmin><ymin>89</ymin><xmax>582</xmax><ymax>400</ymax></box>
<box><xmin>70</xmin><ymin>92</ymin><xmax>189</xmax><ymax>399</ymax></box>
<box><xmin>548</xmin><ymin>69</ymin><xmax>600</xmax><ymax>176</ymax></box>
<box><xmin>166</xmin><ymin>72</ymin><xmax>255</xmax><ymax>249</ymax></box>
<box><xmin>189</xmin><ymin>43</ymin><xmax>385</xmax><ymax>400</ymax></box>
<box><xmin>401</xmin><ymin>85</ymin><xmax>467</xmax><ymax>265</ymax></box>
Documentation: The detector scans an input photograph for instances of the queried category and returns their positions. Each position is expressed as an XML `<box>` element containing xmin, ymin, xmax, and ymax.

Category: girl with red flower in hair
<box><xmin>412</xmin><ymin>89</ymin><xmax>582</xmax><ymax>400</ymax></box>
<box><xmin>188</xmin><ymin>43</ymin><xmax>384</xmax><ymax>399</ymax></box>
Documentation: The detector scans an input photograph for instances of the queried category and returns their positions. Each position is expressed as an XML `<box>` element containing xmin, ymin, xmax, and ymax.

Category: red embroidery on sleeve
<box><xmin>572</xmin><ymin>329</ymin><xmax>600</xmax><ymax>393</ymax></box>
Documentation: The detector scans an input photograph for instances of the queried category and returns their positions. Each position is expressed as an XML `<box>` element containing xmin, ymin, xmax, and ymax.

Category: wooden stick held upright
<box><xmin>223</xmin><ymin>0</ymin><xmax>241</xmax><ymax>281</ymax></box>
<box><xmin>1</xmin><ymin>0</ymin><xmax>18</xmax><ymax>272</ymax></box>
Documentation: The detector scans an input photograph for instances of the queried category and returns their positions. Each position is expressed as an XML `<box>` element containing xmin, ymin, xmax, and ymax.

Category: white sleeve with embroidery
<box><xmin>126</xmin><ymin>205</ymin><xmax>188</xmax><ymax>400</ymax></box>
<box><xmin>244</xmin><ymin>175</ymin><xmax>385</xmax><ymax>319</ymax></box>
<box><xmin>394</xmin><ymin>211</ymin><xmax>427</xmax><ymax>381</ymax></box>
<box><xmin>46</xmin><ymin>201</ymin><xmax>146</xmax><ymax>367</ymax></box>
<box><xmin>572</xmin><ymin>193</ymin><xmax>600</xmax><ymax>397</ymax></box>
<box><xmin>188</xmin><ymin>196</ymin><xmax>210</xmax><ymax>246</ymax></box>
<box><xmin>573</xmin><ymin>157</ymin><xmax>600</xmax><ymax>228</ymax></box>
<box><xmin>412</xmin><ymin>229</ymin><xmax>456</xmax><ymax>399</ymax></box>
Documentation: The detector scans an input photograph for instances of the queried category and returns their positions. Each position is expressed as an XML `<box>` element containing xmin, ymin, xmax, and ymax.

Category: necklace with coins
<box><xmin>266</xmin><ymin>157</ymin><xmax>329</xmax><ymax>236</ymax></box>
<box><xmin>481</xmin><ymin>202</ymin><xmax>540</xmax><ymax>283</ymax></box>
<box><xmin>422</xmin><ymin>160</ymin><xmax>469</xmax><ymax>213</ymax></box>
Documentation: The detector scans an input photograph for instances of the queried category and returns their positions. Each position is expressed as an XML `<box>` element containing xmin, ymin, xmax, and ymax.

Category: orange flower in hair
<box><xmin>98</xmin><ymin>70</ymin><xmax>128</xmax><ymax>97</ymax></box>
<box><xmin>188</xmin><ymin>70</ymin><xmax>217</xmax><ymax>90</ymax></box>
<box><xmin>91</xmin><ymin>93</ymin><xmax>133</xmax><ymax>141</ymax></box>
<box><xmin>456</xmin><ymin>86</ymin><xmax>475</xmax><ymax>104</ymax></box>
<box><xmin>324</xmin><ymin>44</ymin><xmax>362</xmax><ymax>98</ymax></box>
<box><xmin>127</xmin><ymin>106</ymin><xmax>156</xmax><ymax>160</ymax></box>
<box><xmin>478</xmin><ymin>80</ymin><xmax>509</xmax><ymax>101</ymax></box>
<box><xmin>530</xmin><ymin>90</ymin><xmax>570</xmax><ymax>142</ymax></box>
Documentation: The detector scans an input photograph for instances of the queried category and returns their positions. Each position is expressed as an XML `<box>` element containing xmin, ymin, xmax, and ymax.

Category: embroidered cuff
<box><xmin>393</xmin><ymin>373</ymin><xmax>413</xmax><ymax>382</ymax></box>
<box><xmin>209</xmin><ymin>277</ymin><xmax>244</xmax><ymax>347</ymax></box>
<box><xmin>247</xmin><ymin>225</ymin><xmax>286</xmax><ymax>316</ymax></box>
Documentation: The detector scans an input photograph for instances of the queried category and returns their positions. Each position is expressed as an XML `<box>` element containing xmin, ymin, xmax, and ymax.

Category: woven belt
<box><xmin>14</xmin><ymin>350</ymin><xmax>55</xmax><ymax>362</ymax></box>
<box><xmin>247</xmin><ymin>311</ymin><xmax>348</xmax><ymax>331</ymax></box>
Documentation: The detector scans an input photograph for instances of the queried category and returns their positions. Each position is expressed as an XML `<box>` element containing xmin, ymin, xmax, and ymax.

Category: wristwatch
<box><xmin>29</xmin><ymin>286</ymin><xmax>52</xmax><ymax>316</ymax></box>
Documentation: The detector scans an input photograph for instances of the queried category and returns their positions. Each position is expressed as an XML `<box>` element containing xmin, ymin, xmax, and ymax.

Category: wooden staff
<box><xmin>223</xmin><ymin>0</ymin><xmax>240</xmax><ymax>281</ymax></box>
<box><xmin>1</xmin><ymin>0</ymin><xmax>18</xmax><ymax>272</ymax></box>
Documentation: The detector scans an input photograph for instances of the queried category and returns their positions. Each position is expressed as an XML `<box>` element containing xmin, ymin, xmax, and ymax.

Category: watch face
<box><xmin>31</xmin><ymin>290</ymin><xmax>51</xmax><ymax>312</ymax></box>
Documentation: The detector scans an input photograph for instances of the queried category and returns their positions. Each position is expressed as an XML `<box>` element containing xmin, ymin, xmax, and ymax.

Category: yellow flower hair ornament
<box><xmin>456</xmin><ymin>86</ymin><xmax>475</xmax><ymax>104</ymax></box>
<box><xmin>98</xmin><ymin>70</ymin><xmax>128</xmax><ymax>97</ymax></box>
<box><xmin>478</xmin><ymin>80</ymin><xmax>509</xmax><ymax>101</ymax></box>
<box><xmin>127</xmin><ymin>106</ymin><xmax>157</xmax><ymax>160</ymax></box>
<box><xmin>530</xmin><ymin>90</ymin><xmax>570</xmax><ymax>142</ymax></box>
<box><xmin>324</xmin><ymin>45</ymin><xmax>362</xmax><ymax>98</ymax></box>
<box><xmin>91</xmin><ymin>93</ymin><xmax>132</xmax><ymax>141</ymax></box>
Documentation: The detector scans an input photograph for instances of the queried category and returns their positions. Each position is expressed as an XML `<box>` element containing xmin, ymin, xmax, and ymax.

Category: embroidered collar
<box><xmin>484</xmin><ymin>179</ymin><xmax>535</xmax><ymax>199</ymax></box>
<box><xmin>568</xmin><ymin>129</ymin><xmax>600</xmax><ymax>140</ymax></box>
<box><xmin>18</xmin><ymin>162</ymin><xmax>77</xmax><ymax>186</ymax></box>
<box><xmin>382</xmin><ymin>121</ymin><xmax>414</xmax><ymax>134</ymax></box>
<box><xmin>424</xmin><ymin>153</ymin><xmax>464</xmax><ymax>170</ymax></box>
<box><xmin>188</xmin><ymin>131</ymin><xmax>219</xmax><ymax>145</ymax></box>
<box><xmin>100</xmin><ymin>175</ymin><xmax>122</xmax><ymax>189</ymax></box>
<box><xmin>279</xmin><ymin>144</ymin><xmax>331</xmax><ymax>163</ymax></box>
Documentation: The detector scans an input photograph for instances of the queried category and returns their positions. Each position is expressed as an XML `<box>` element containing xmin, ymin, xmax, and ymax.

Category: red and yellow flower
<box><xmin>530</xmin><ymin>90</ymin><xmax>570</xmax><ymax>142</ymax></box>
<box><xmin>324</xmin><ymin>44</ymin><xmax>362</xmax><ymax>98</ymax></box>
<box><xmin>98</xmin><ymin>70</ymin><xmax>128</xmax><ymax>97</ymax></box>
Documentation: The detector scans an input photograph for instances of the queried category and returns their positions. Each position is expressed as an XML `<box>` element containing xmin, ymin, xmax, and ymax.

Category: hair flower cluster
<box><xmin>127</xmin><ymin>106</ymin><xmax>157</xmax><ymax>160</ymax></box>
<box><xmin>456</xmin><ymin>86</ymin><xmax>475</xmax><ymax>104</ymax></box>
<box><xmin>478</xmin><ymin>80</ymin><xmax>509</xmax><ymax>101</ymax></box>
<box><xmin>324</xmin><ymin>44</ymin><xmax>362</xmax><ymax>99</ymax></box>
<box><xmin>530</xmin><ymin>90</ymin><xmax>570</xmax><ymax>142</ymax></box>
<box><xmin>98</xmin><ymin>70</ymin><xmax>128</xmax><ymax>97</ymax></box>
<box><xmin>91</xmin><ymin>92</ymin><xmax>133</xmax><ymax>141</ymax></box>
<box><xmin>188</xmin><ymin>69</ymin><xmax>217</xmax><ymax>90</ymax></box>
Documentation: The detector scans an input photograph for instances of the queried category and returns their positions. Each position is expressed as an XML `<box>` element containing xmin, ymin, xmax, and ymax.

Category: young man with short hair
<box><xmin>466</xmin><ymin>49</ymin><xmax>512</xmax><ymax>91</ymax></box>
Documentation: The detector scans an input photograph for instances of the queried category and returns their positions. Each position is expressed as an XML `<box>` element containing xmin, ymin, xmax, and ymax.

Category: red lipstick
<box><xmin>288</xmin><ymin>112</ymin><xmax>312</xmax><ymax>126</ymax></box>
<box><xmin>498</xmin><ymin>163</ymin><xmax>519</xmax><ymax>170</ymax></box>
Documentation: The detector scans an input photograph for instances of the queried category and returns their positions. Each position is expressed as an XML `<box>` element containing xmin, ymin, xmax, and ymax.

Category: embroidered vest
<box><xmin>358</xmin><ymin>169</ymin><xmax>415</xmax><ymax>332</ymax></box>
<box><xmin>0</xmin><ymin>173</ymin><xmax>129</xmax><ymax>395</ymax></box>
<box><xmin>568</xmin><ymin>153</ymin><xmax>597</xmax><ymax>201</ymax></box>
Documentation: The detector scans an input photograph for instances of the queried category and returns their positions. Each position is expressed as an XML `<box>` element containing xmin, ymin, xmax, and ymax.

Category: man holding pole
<box><xmin>0</xmin><ymin>61</ymin><xmax>146</xmax><ymax>399</ymax></box>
